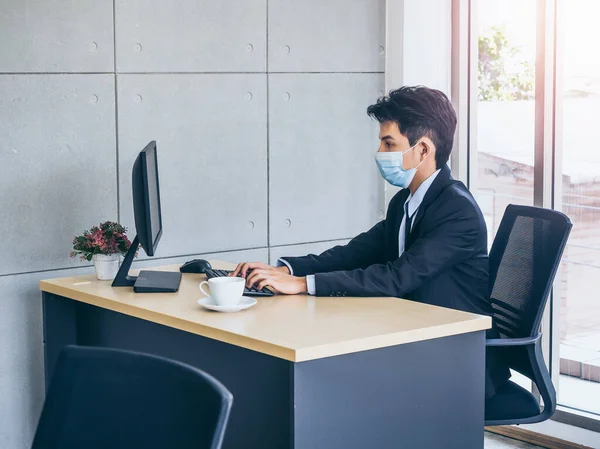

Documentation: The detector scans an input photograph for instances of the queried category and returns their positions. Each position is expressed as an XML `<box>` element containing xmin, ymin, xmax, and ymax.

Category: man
<box><xmin>231</xmin><ymin>85</ymin><xmax>509</xmax><ymax>398</ymax></box>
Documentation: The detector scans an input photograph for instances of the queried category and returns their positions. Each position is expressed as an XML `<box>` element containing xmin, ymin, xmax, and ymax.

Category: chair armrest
<box><xmin>486</xmin><ymin>333</ymin><xmax>541</xmax><ymax>347</ymax></box>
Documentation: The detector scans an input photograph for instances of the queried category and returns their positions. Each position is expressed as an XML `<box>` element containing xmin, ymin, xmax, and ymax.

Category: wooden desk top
<box><xmin>40</xmin><ymin>261</ymin><xmax>491</xmax><ymax>362</ymax></box>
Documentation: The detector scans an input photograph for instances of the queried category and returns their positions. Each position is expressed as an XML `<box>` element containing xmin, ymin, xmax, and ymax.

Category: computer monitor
<box><xmin>133</xmin><ymin>140</ymin><xmax>162</xmax><ymax>257</ymax></box>
<box><xmin>112</xmin><ymin>141</ymin><xmax>182</xmax><ymax>292</ymax></box>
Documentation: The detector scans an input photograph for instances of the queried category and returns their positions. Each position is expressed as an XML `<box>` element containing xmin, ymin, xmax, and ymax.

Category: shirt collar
<box><xmin>406</xmin><ymin>169</ymin><xmax>442</xmax><ymax>218</ymax></box>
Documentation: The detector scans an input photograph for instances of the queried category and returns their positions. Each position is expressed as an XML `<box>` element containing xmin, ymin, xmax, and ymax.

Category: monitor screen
<box><xmin>144</xmin><ymin>143</ymin><xmax>162</xmax><ymax>248</ymax></box>
<box><xmin>131</xmin><ymin>141</ymin><xmax>163</xmax><ymax>256</ymax></box>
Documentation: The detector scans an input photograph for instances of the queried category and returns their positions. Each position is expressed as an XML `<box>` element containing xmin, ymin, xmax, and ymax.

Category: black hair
<box><xmin>367</xmin><ymin>86</ymin><xmax>457</xmax><ymax>168</ymax></box>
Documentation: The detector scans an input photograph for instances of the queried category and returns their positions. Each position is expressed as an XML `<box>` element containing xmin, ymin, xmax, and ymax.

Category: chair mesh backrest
<box><xmin>31</xmin><ymin>346</ymin><xmax>233</xmax><ymax>449</ymax></box>
<box><xmin>489</xmin><ymin>205</ymin><xmax>572</xmax><ymax>339</ymax></box>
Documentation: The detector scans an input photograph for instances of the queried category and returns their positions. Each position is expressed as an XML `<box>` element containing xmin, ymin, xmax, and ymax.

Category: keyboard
<box><xmin>204</xmin><ymin>269</ymin><xmax>275</xmax><ymax>297</ymax></box>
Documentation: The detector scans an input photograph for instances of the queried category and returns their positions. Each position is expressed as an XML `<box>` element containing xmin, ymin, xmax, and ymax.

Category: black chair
<box><xmin>484</xmin><ymin>205</ymin><xmax>572</xmax><ymax>426</ymax></box>
<box><xmin>31</xmin><ymin>346</ymin><xmax>233</xmax><ymax>449</ymax></box>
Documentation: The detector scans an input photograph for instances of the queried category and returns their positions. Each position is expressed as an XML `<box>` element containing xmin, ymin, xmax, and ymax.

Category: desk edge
<box><xmin>40</xmin><ymin>280</ymin><xmax>491</xmax><ymax>363</ymax></box>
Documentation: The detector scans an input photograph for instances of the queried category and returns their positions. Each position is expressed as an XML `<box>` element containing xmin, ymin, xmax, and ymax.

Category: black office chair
<box><xmin>31</xmin><ymin>346</ymin><xmax>233</xmax><ymax>449</ymax></box>
<box><xmin>484</xmin><ymin>205</ymin><xmax>572</xmax><ymax>426</ymax></box>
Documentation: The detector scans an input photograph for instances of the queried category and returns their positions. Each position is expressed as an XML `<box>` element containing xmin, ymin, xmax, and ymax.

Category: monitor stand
<box><xmin>111</xmin><ymin>235</ymin><xmax>182</xmax><ymax>293</ymax></box>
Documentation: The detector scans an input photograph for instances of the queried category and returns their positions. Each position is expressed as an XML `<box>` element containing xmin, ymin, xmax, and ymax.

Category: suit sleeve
<box><xmin>314</xmin><ymin>196</ymin><xmax>482</xmax><ymax>297</ymax></box>
<box><xmin>280</xmin><ymin>220</ymin><xmax>387</xmax><ymax>277</ymax></box>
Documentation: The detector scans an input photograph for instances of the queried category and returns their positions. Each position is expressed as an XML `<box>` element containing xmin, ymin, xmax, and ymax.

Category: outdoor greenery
<box><xmin>478</xmin><ymin>26</ymin><xmax>535</xmax><ymax>101</ymax></box>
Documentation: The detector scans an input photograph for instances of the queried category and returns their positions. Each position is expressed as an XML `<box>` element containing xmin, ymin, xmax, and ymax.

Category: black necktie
<box><xmin>404</xmin><ymin>202</ymin><xmax>412</xmax><ymax>248</ymax></box>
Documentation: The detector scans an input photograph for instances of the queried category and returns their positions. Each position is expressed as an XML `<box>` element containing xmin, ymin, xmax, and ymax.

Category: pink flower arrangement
<box><xmin>70</xmin><ymin>221</ymin><xmax>133</xmax><ymax>262</ymax></box>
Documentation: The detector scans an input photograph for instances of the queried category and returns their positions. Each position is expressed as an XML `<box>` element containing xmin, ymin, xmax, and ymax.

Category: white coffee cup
<box><xmin>199</xmin><ymin>277</ymin><xmax>245</xmax><ymax>307</ymax></box>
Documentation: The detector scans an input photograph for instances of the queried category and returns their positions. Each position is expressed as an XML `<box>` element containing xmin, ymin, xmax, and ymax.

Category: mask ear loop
<box><xmin>406</xmin><ymin>140</ymin><xmax>428</xmax><ymax>170</ymax></box>
<box><xmin>401</xmin><ymin>141</ymin><xmax>420</xmax><ymax>156</ymax></box>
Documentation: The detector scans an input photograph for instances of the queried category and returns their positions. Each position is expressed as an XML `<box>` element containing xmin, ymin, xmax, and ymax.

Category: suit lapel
<box><xmin>405</xmin><ymin>165</ymin><xmax>454</xmax><ymax>249</ymax></box>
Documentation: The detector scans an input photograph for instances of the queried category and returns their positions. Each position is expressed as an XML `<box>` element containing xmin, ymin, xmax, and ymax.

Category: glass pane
<box><xmin>475</xmin><ymin>0</ymin><xmax>536</xmax><ymax>250</ymax></box>
<box><xmin>557</xmin><ymin>0</ymin><xmax>600</xmax><ymax>416</ymax></box>
<box><xmin>474</xmin><ymin>0</ymin><xmax>537</xmax><ymax>393</ymax></box>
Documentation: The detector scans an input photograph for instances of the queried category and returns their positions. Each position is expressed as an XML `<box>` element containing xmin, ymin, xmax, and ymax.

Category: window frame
<box><xmin>449</xmin><ymin>0</ymin><xmax>600</xmax><ymax>432</ymax></box>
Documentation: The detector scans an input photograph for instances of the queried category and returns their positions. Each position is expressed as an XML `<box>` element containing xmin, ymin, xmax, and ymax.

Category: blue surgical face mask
<box><xmin>374</xmin><ymin>143</ymin><xmax>424</xmax><ymax>189</ymax></box>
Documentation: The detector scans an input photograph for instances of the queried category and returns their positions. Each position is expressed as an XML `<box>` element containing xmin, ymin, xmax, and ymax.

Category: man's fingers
<box><xmin>246</xmin><ymin>269</ymin><xmax>266</xmax><ymax>287</ymax></box>
<box><xmin>231</xmin><ymin>262</ymin><xmax>279</xmax><ymax>278</ymax></box>
<box><xmin>230</xmin><ymin>263</ymin><xmax>244</xmax><ymax>277</ymax></box>
<box><xmin>242</xmin><ymin>262</ymin><xmax>263</xmax><ymax>278</ymax></box>
<box><xmin>257</xmin><ymin>279</ymin><xmax>271</xmax><ymax>291</ymax></box>
<box><xmin>240</xmin><ymin>262</ymin><xmax>257</xmax><ymax>278</ymax></box>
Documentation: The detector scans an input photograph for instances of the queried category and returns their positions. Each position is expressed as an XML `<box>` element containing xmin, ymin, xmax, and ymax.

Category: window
<box><xmin>474</xmin><ymin>0</ymin><xmax>536</xmax><ymax>251</ymax></box>
<box><xmin>557</xmin><ymin>0</ymin><xmax>600</xmax><ymax>416</ymax></box>
<box><xmin>455</xmin><ymin>0</ymin><xmax>600</xmax><ymax>429</ymax></box>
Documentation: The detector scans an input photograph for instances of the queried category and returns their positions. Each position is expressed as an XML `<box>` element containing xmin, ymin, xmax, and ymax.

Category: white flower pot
<box><xmin>92</xmin><ymin>254</ymin><xmax>120</xmax><ymax>280</ymax></box>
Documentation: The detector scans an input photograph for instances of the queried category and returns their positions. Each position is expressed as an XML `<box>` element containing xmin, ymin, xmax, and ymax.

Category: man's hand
<box><xmin>228</xmin><ymin>262</ymin><xmax>290</xmax><ymax>278</ymax></box>
<box><xmin>245</xmin><ymin>269</ymin><xmax>308</xmax><ymax>295</ymax></box>
<box><xmin>229</xmin><ymin>261</ymin><xmax>290</xmax><ymax>278</ymax></box>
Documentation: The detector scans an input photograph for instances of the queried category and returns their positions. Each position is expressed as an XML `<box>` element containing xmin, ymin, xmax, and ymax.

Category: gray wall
<box><xmin>0</xmin><ymin>1</ymin><xmax>384</xmax><ymax>447</ymax></box>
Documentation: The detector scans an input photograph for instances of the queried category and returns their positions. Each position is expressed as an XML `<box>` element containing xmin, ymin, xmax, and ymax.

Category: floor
<box><xmin>559</xmin><ymin>373</ymin><xmax>600</xmax><ymax>415</ymax></box>
<box><xmin>485</xmin><ymin>432</ymin><xmax>543</xmax><ymax>448</ymax></box>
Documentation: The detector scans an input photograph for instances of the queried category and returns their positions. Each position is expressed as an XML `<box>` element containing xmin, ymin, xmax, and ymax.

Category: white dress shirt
<box><xmin>280</xmin><ymin>169</ymin><xmax>441</xmax><ymax>295</ymax></box>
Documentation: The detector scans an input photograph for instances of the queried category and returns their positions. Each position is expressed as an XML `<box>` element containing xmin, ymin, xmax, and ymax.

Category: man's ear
<box><xmin>419</xmin><ymin>138</ymin><xmax>434</xmax><ymax>160</ymax></box>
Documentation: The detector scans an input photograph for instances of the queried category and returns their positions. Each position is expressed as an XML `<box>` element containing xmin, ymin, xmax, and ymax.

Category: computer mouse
<box><xmin>179</xmin><ymin>259</ymin><xmax>212</xmax><ymax>274</ymax></box>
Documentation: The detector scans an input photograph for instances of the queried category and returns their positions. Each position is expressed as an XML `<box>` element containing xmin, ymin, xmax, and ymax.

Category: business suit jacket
<box><xmin>283</xmin><ymin>165</ymin><xmax>510</xmax><ymax>397</ymax></box>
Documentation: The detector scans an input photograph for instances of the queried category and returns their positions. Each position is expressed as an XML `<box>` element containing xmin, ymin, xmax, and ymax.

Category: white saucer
<box><xmin>197</xmin><ymin>296</ymin><xmax>257</xmax><ymax>313</ymax></box>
